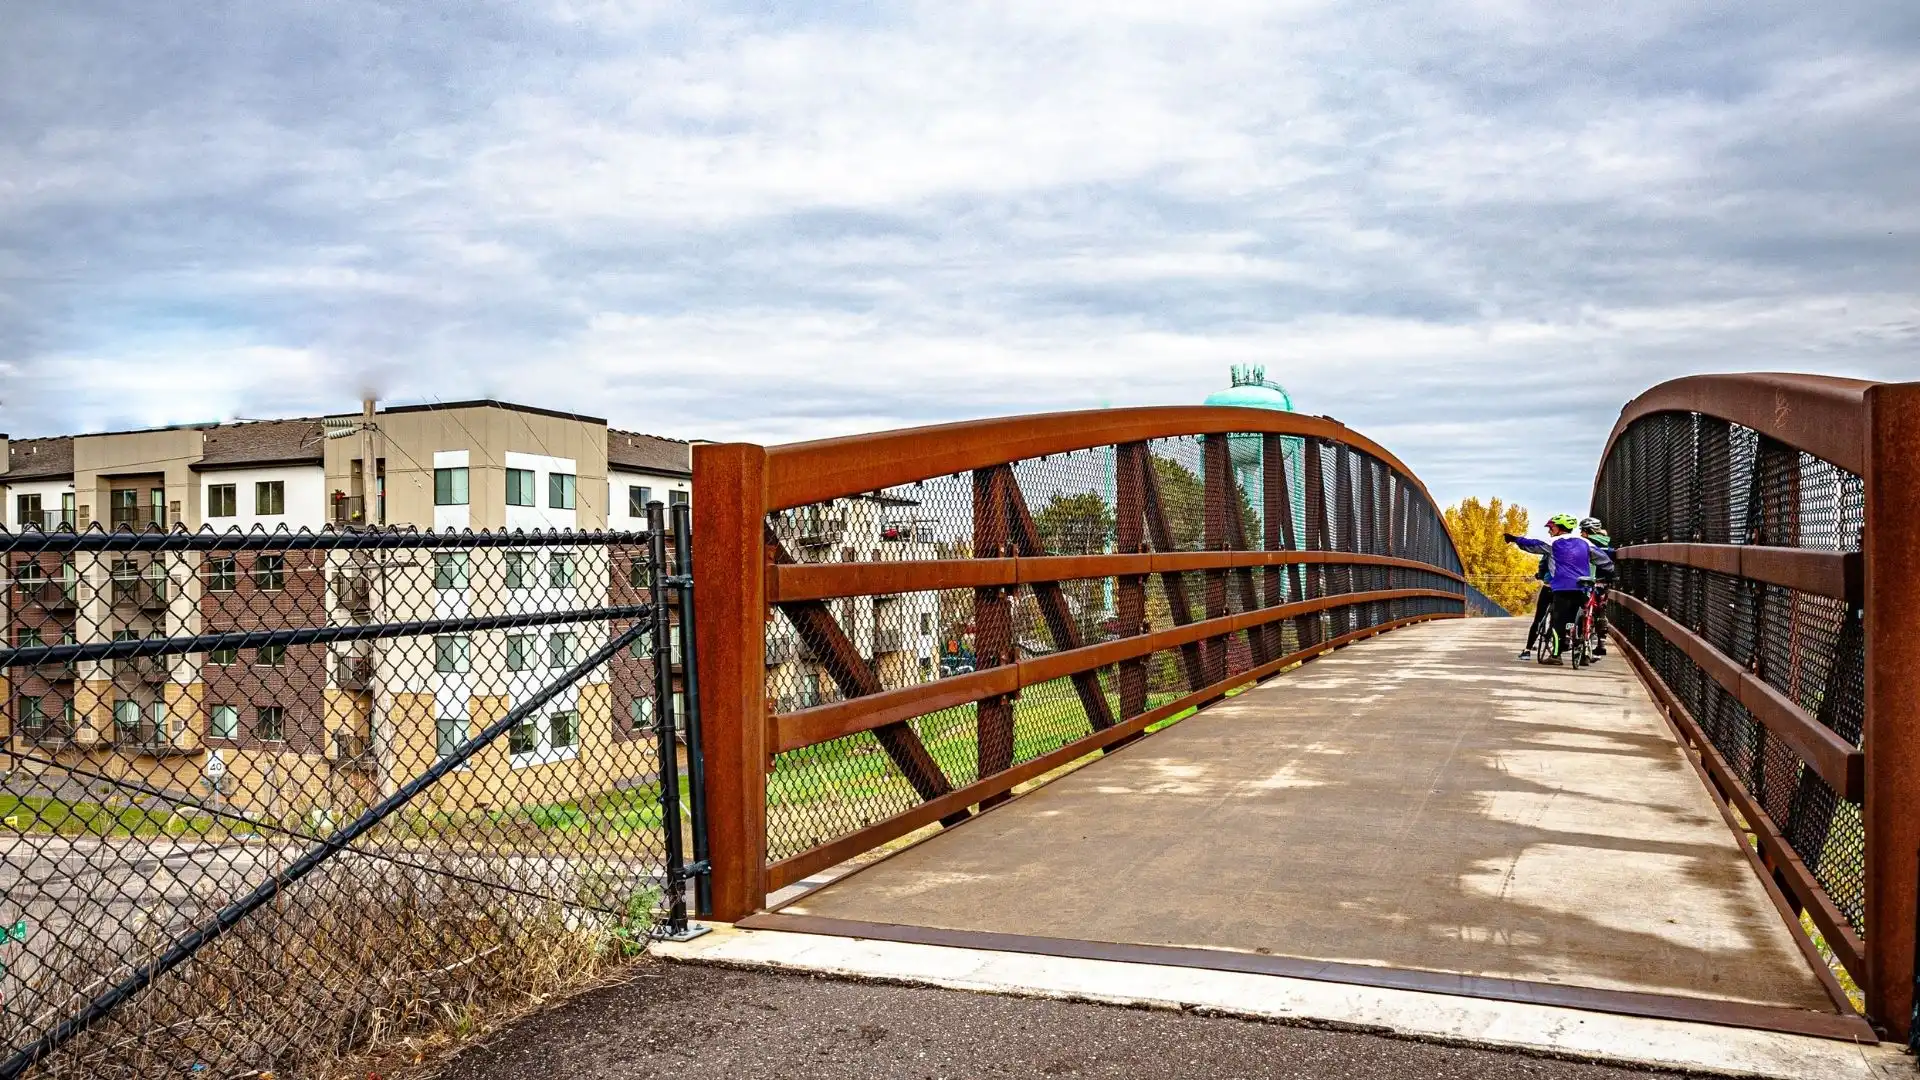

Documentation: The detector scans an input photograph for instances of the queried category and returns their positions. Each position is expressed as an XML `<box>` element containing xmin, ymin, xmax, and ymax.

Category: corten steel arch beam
<box><xmin>696</xmin><ymin>405</ymin><xmax>1469</xmax><ymax>923</ymax></box>
<box><xmin>1596</xmin><ymin>372</ymin><xmax>1920</xmax><ymax>1044</ymax></box>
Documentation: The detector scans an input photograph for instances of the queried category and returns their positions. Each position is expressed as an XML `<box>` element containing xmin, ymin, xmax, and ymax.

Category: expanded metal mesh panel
<box><xmin>1597</xmin><ymin>411</ymin><xmax>1868</xmax><ymax>942</ymax></box>
<box><xmin>761</xmin><ymin>429</ymin><xmax>1466</xmax><ymax>875</ymax></box>
<box><xmin>0</xmin><ymin>528</ymin><xmax>683</xmax><ymax>1079</ymax></box>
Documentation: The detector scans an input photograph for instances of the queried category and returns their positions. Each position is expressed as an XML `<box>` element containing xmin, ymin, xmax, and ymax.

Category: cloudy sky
<box><xmin>3</xmin><ymin>1</ymin><xmax>1916</xmax><ymax>518</ymax></box>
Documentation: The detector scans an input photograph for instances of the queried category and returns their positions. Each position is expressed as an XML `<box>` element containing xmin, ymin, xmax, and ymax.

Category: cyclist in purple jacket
<box><xmin>1505</xmin><ymin>514</ymin><xmax>1613</xmax><ymax>665</ymax></box>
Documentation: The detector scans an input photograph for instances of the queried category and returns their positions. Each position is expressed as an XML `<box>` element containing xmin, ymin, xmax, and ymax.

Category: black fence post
<box><xmin>671</xmin><ymin>502</ymin><xmax>712</xmax><ymax>918</ymax></box>
<box><xmin>647</xmin><ymin>503</ymin><xmax>700</xmax><ymax>940</ymax></box>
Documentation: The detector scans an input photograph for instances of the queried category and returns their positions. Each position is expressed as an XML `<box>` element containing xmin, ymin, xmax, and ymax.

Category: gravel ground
<box><xmin>441</xmin><ymin>962</ymin><xmax>1684</xmax><ymax>1080</ymax></box>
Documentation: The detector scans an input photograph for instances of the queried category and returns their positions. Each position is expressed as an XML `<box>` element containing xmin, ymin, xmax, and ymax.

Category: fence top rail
<box><xmin>1600</xmin><ymin>372</ymin><xmax>1879</xmax><ymax>480</ymax></box>
<box><xmin>0</xmin><ymin>525</ymin><xmax>656</xmax><ymax>555</ymax></box>
<box><xmin>754</xmin><ymin>404</ymin><xmax>1447</xmax><ymax>518</ymax></box>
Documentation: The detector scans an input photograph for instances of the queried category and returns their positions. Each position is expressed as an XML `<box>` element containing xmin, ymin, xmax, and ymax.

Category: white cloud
<box><xmin>1</xmin><ymin>0</ymin><xmax>1916</xmax><ymax>519</ymax></box>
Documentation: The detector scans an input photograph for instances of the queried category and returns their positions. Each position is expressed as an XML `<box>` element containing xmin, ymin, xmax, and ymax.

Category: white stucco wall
<box><xmin>4</xmin><ymin>479</ymin><xmax>77</xmax><ymax>529</ymax></box>
<box><xmin>504</xmin><ymin>451</ymin><xmax>579</xmax><ymax>533</ymax></box>
<box><xmin>198</xmin><ymin>465</ymin><xmax>326</xmax><ymax>532</ymax></box>
<box><xmin>432</xmin><ymin>450</ymin><xmax>470</xmax><ymax>532</ymax></box>
<box><xmin>608</xmin><ymin>468</ymin><xmax>691</xmax><ymax>532</ymax></box>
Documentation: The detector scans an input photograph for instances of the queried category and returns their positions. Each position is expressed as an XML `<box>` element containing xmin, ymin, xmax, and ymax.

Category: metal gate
<box><xmin>0</xmin><ymin>504</ymin><xmax>705</xmax><ymax>1078</ymax></box>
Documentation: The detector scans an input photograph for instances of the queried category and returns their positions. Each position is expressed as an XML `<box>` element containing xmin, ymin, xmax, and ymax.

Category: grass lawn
<box><xmin>764</xmin><ymin>677</ymin><xmax>1205</xmax><ymax>858</ymax></box>
<box><xmin>0</xmin><ymin>794</ymin><xmax>223</xmax><ymax>838</ymax></box>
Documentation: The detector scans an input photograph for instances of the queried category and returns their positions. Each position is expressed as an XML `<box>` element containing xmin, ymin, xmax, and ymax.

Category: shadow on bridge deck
<box><xmin>747</xmin><ymin>619</ymin><xmax>1865</xmax><ymax>1039</ymax></box>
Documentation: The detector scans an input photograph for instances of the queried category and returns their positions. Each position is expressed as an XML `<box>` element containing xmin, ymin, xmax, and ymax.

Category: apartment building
<box><xmin>765</xmin><ymin>494</ymin><xmax>941</xmax><ymax>713</ymax></box>
<box><xmin>0</xmin><ymin>402</ymin><xmax>692</xmax><ymax>819</ymax></box>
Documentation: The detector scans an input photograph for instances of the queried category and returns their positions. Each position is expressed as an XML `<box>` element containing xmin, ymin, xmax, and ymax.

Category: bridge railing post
<box><xmin>1864</xmin><ymin>380</ymin><xmax>1920</xmax><ymax>1045</ymax></box>
<box><xmin>692</xmin><ymin>441</ymin><xmax>769</xmax><ymax>922</ymax></box>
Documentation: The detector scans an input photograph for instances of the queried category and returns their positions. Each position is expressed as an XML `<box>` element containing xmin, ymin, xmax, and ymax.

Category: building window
<box><xmin>114</xmin><ymin>700</ymin><xmax>141</xmax><ymax>738</ymax></box>
<box><xmin>255</xmin><ymin>481</ymin><xmax>285</xmax><ymax>516</ymax></box>
<box><xmin>549</xmin><ymin>710</ymin><xmax>577</xmax><ymax>750</ymax></box>
<box><xmin>20</xmin><ymin>697</ymin><xmax>46</xmax><ymax>730</ymax></box>
<box><xmin>505</xmin><ymin>634</ymin><xmax>534</xmax><ymax>671</ymax></box>
<box><xmin>433</xmin><ymin>552</ymin><xmax>469</xmax><ymax>590</ymax></box>
<box><xmin>669</xmin><ymin>490</ymin><xmax>689</xmax><ymax>507</ymax></box>
<box><xmin>434</xmin><ymin>634</ymin><xmax>469</xmax><ymax>673</ymax></box>
<box><xmin>548</xmin><ymin>472</ymin><xmax>577</xmax><ymax>510</ymax></box>
<box><xmin>206</xmin><ymin>485</ymin><xmax>236</xmax><ymax>518</ymax></box>
<box><xmin>434</xmin><ymin>467</ymin><xmax>469</xmax><ymax>506</ymax></box>
<box><xmin>628</xmin><ymin>486</ymin><xmax>652</xmax><ymax>517</ymax></box>
<box><xmin>253</xmin><ymin>554</ymin><xmax>285</xmax><ymax>591</ymax></box>
<box><xmin>256</xmin><ymin>706</ymin><xmax>285</xmax><ymax>741</ymax></box>
<box><xmin>210</xmin><ymin>705</ymin><xmax>239</xmax><ymax>739</ymax></box>
<box><xmin>508</xmin><ymin>717</ymin><xmax>537</xmax><ymax>755</ymax></box>
<box><xmin>14</xmin><ymin>561</ymin><xmax>42</xmax><ymax>597</ymax></box>
<box><xmin>629</xmin><ymin>697</ymin><xmax>653</xmax><ymax>730</ymax></box>
<box><xmin>670</xmin><ymin>624</ymin><xmax>682</xmax><ymax>665</ymax></box>
<box><xmin>628</xmin><ymin>556</ymin><xmax>646</xmax><ymax>588</ymax></box>
<box><xmin>207</xmin><ymin>557</ymin><xmax>237</xmax><ymax>592</ymax></box>
<box><xmin>548</xmin><ymin>552</ymin><xmax>574</xmax><ymax>588</ymax></box>
<box><xmin>548</xmin><ymin>632</ymin><xmax>575</xmax><ymax>669</ymax></box>
<box><xmin>255</xmin><ymin>643</ymin><xmax>286</xmax><ymax>667</ymax></box>
<box><xmin>920</xmin><ymin>613</ymin><xmax>933</xmax><ymax>634</ymax></box>
<box><xmin>15</xmin><ymin>493</ymin><xmax>41</xmax><ymax>526</ymax></box>
<box><xmin>16</xmin><ymin>627</ymin><xmax>41</xmax><ymax>648</ymax></box>
<box><xmin>436</xmin><ymin>717</ymin><xmax>466</xmax><ymax>759</ymax></box>
<box><xmin>672</xmin><ymin>691</ymin><xmax>685</xmax><ymax>731</ymax></box>
<box><xmin>504</xmin><ymin>551</ymin><xmax>530</xmax><ymax>589</ymax></box>
<box><xmin>506</xmin><ymin>468</ymin><xmax>536</xmax><ymax>507</ymax></box>
<box><xmin>209</xmin><ymin>646</ymin><xmax>238</xmax><ymax>666</ymax></box>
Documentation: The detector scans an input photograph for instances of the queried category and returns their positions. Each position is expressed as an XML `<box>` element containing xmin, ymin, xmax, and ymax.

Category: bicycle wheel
<box><xmin>1536</xmin><ymin>624</ymin><xmax>1557</xmax><ymax>664</ymax></box>
<box><xmin>1568</xmin><ymin>622</ymin><xmax>1587</xmax><ymax>668</ymax></box>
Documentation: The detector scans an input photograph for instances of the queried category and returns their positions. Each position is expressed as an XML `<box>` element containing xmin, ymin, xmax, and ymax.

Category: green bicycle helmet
<box><xmin>1549</xmin><ymin>513</ymin><xmax>1579</xmax><ymax>531</ymax></box>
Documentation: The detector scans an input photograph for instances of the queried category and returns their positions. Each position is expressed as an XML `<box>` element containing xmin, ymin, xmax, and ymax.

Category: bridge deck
<box><xmin>763</xmin><ymin>619</ymin><xmax>1852</xmax><ymax>1032</ymax></box>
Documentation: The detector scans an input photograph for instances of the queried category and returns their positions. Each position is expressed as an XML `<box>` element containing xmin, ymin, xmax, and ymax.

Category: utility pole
<box><xmin>359</xmin><ymin>397</ymin><xmax>380</xmax><ymax>525</ymax></box>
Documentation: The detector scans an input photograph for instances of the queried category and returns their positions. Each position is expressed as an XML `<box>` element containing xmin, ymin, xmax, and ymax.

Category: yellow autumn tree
<box><xmin>1443</xmin><ymin>497</ymin><xmax>1540</xmax><ymax>615</ymax></box>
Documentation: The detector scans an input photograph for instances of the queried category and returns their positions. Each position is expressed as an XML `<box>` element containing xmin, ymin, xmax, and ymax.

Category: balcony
<box><xmin>328</xmin><ymin>731</ymin><xmax>377</xmax><ymax>770</ymax></box>
<box><xmin>110</xmin><ymin>577</ymin><xmax>169</xmax><ymax>610</ymax></box>
<box><xmin>108</xmin><ymin>506</ymin><xmax>166</xmax><ymax>532</ymax></box>
<box><xmin>765</xmin><ymin>637</ymin><xmax>800</xmax><ymax>666</ymax></box>
<box><xmin>113</xmin><ymin>655</ymin><xmax>171</xmax><ymax>683</ymax></box>
<box><xmin>334</xmin><ymin>652</ymin><xmax>375</xmax><ymax>692</ymax></box>
<box><xmin>330</xmin><ymin>494</ymin><xmax>366</xmax><ymax>527</ymax></box>
<box><xmin>114</xmin><ymin>723</ymin><xmax>199</xmax><ymax>757</ymax></box>
<box><xmin>333</xmin><ymin>573</ymin><xmax>373</xmax><ymax>618</ymax></box>
<box><xmin>32</xmin><ymin>661</ymin><xmax>78</xmax><ymax>683</ymax></box>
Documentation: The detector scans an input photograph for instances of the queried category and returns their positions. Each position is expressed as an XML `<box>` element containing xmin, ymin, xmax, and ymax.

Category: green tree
<box><xmin>1034</xmin><ymin>491</ymin><xmax>1115</xmax><ymax>555</ymax></box>
<box><xmin>1443</xmin><ymin>497</ymin><xmax>1539</xmax><ymax>615</ymax></box>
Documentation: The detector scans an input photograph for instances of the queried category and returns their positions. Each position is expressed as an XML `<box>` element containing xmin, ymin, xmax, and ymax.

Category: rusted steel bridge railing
<box><xmin>693</xmin><ymin>407</ymin><xmax>1468</xmax><ymax>921</ymax></box>
<box><xmin>1593</xmin><ymin>373</ymin><xmax>1920</xmax><ymax>1043</ymax></box>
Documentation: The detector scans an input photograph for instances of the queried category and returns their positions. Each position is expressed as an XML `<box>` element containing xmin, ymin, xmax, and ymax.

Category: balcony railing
<box><xmin>110</xmin><ymin>576</ymin><xmax>169</xmax><ymax>610</ymax></box>
<box><xmin>328</xmin><ymin>731</ymin><xmax>376</xmax><ymax>770</ymax></box>
<box><xmin>113</xmin><ymin>655</ymin><xmax>171</xmax><ymax>683</ymax></box>
<box><xmin>108</xmin><ymin>506</ymin><xmax>166</xmax><ymax>531</ymax></box>
<box><xmin>19</xmin><ymin>510</ymin><xmax>77</xmax><ymax>532</ymax></box>
<box><xmin>333</xmin><ymin>573</ymin><xmax>373</xmax><ymax>618</ymax></box>
<box><xmin>113</xmin><ymin>723</ymin><xmax>198</xmax><ymax>757</ymax></box>
<box><xmin>14</xmin><ymin>579</ymin><xmax>79</xmax><ymax>609</ymax></box>
<box><xmin>330</xmin><ymin>494</ymin><xmax>367</xmax><ymax>526</ymax></box>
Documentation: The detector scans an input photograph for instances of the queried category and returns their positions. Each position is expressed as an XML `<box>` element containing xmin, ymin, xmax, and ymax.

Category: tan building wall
<box><xmin>72</xmin><ymin>426</ymin><xmax>207</xmax><ymax>530</ymax></box>
<box><xmin>365</xmin><ymin>405</ymin><xmax>610</xmax><ymax>531</ymax></box>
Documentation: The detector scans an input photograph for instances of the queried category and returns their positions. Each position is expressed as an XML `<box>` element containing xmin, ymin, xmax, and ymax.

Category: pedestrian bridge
<box><xmin>689</xmin><ymin>373</ymin><xmax>1919</xmax><ymax>1052</ymax></box>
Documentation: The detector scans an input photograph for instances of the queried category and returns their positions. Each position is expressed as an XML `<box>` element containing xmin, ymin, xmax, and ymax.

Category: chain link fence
<box><xmin>0</xmin><ymin>512</ymin><xmax>701</xmax><ymax>1079</ymax></box>
<box><xmin>1594</xmin><ymin>410</ymin><xmax>1867</xmax><ymax>937</ymax></box>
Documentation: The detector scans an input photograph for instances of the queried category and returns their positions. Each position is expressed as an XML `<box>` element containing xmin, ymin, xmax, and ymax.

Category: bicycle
<box><xmin>1568</xmin><ymin>577</ymin><xmax>1599</xmax><ymax>669</ymax></box>
<box><xmin>1531</xmin><ymin>599</ymin><xmax>1562</xmax><ymax>665</ymax></box>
